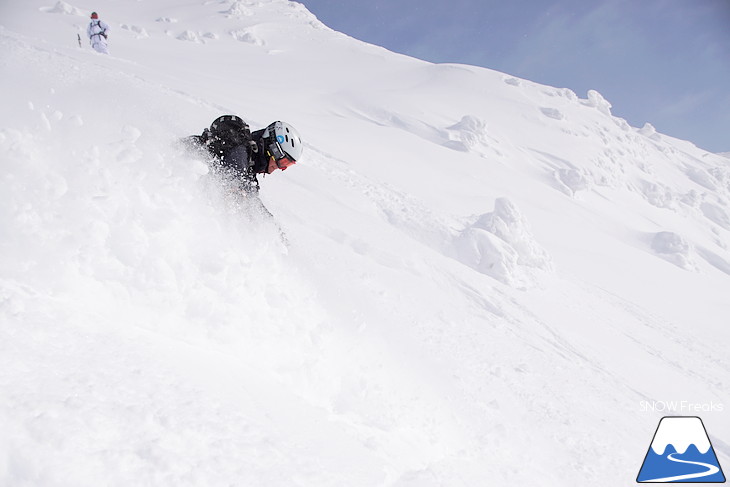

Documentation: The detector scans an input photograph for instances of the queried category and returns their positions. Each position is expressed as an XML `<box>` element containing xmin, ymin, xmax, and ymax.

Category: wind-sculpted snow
<box><xmin>651</xmin><ymin>232</ymin><xmax>697</xmax><ymax>270</ymax></box>
<box><xmin>440</xmin><ymin>115</ymin><xmax>507</xmax><ymax>160</ymax></box>
<box><xmin>454</xmin><ymin>198</ymin><xmax>553</xmax><ymax>288</ymax></box>
<box><xmin>40</xmin><ymin>0</ymin><xmax>83</xmax><ymax>16</ymax></box>
<box><xmin>1</xmin><ymin>1</ymin><xmax>729</xmax><ymax>486</ymax></box>
<box><xmin>583</xmin><ymin>89</ymin><xmax>614</xmax><ymax>116</ymax></box>
<box><xmin>639</xmin><ymin>122</ymin><xmax>662</xmax><ymax>141</ymax></box>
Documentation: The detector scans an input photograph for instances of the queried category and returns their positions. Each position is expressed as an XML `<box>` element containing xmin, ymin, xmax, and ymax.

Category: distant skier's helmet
<box><xmin>263</xmin><ymin>121</ymin><xmax>303</xmax><ymax>167</ymax></box>
<box><xmin>90</xmin><ymin>12</ymin><xmax>98</xmax><ymax>19</ymax></box>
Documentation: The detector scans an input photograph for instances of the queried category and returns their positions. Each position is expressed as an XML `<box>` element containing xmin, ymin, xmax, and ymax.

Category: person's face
<box><xmin>266</xmin><ymin>155</ymin><xmax>296</xmax><ymax>174</ymax></box>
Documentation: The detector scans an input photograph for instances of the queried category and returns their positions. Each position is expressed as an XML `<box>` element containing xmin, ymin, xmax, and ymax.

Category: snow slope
<box><xmin>1</xmin><ymin>1</ymin><xmax>728</xmax><ymax>485</ymax></box>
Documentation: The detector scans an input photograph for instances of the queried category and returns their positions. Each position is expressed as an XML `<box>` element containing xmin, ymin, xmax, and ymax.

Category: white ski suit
<box><xmin>87</xmin><ymin>19</ymin><xmax>110</xmax><ymax>54</ymax></box>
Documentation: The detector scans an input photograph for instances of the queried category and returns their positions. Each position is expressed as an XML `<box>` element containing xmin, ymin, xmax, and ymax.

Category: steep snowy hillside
<box><xmin>1</xmin><ymin>1</ymin><xmax>728</xmax><ymax>485</ymax></box>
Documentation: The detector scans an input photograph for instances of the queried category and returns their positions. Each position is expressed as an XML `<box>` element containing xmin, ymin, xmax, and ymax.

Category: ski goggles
<box><xmin>275</xmin><ymin>156</ymin><xmax>296</xmax><ymax>170</ymax></box>
<box><xmin>267</xmin><ymin>141</ymin><xmax>297</xmax><ymax>170</ymax></box>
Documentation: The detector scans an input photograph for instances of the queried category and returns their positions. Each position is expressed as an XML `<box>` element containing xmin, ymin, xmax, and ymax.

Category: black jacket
<box><xmin>184</xmin><ymin>128</ymin><xmax>267</xmax><ymax>193</ymax></box>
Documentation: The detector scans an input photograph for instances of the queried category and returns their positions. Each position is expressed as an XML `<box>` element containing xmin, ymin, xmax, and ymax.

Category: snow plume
<box><xmin>0</xmin><ymin>81</ymin><xmax>308</xmax><ymax>369</ymax></box>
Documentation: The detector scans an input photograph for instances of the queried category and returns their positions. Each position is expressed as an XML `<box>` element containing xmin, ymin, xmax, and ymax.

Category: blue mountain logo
<box><xmin>637</xmin><ymin>416</ymin><xmax>726</xmax><ymax>483</ymax></box>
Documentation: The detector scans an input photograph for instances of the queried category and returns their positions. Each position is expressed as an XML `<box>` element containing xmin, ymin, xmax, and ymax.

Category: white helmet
<box><xmin>263</xmin><ymin>121</ymin><xmax>303</xmax><ymax>162</ymax></box>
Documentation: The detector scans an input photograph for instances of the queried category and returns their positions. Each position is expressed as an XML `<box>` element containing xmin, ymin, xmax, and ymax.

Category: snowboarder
<box><xmin>183</xmin><ymin>115</ymin><xmax>303</xmax><ymax>196</ymax></box>
<box><xmin>87</xmin><ymin>12</ymin><xmax>110</xmax><ymax>54</ymax></box>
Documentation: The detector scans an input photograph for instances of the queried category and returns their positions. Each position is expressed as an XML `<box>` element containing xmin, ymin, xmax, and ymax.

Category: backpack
<box><xmin>91</xmin><ymin>20</ymin><xmax>108</xmax><ymax>39</ymax></box>
<box><xmin>206</xmin><ymin>115</ymin><xmax>253</xmax><ymax>154</ymax></box>
<box><xmin>202</xmin><ymin>115</ymin><xmax>262</xmax><ymax>174</ymax></box>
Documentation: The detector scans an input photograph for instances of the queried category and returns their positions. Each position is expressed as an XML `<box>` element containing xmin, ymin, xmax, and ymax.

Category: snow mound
<box><xmin>701</xmin><ymin>201</ymin><xmax>730</xmax><ymax>230</ymax></box>
<box><xmin>554</xmin><ymin>167</ymin><xmax>593</xmax><ymax>196</ymax></box>
<box><xmin>224</xmin><ymin>0</ymin><xmax>255</xmax><ymax>18</ymax></box>
<box><xmin>443</xmin><ymin>115</ymin><xmax>503</xmax><ymax>158</ymax></box>
<box><xmin>582</xmin><ymin>89</ymin><xmax>613</xmax><ymax>116</ymax></box>
<box><xmin>540</xmin><ymin>107</ymin><xmax>564</xmax><ymax>121</ymax></box>
<box><xmin>686</xmin><ymin>166</ymin><xmax>720</xmax><ymax>190</ymax></box>
<box><xmin>639</xmin><ymin>179</ymin><xmax>678</xmax><ymax>209</ymax></box>
<box><xmin>708</xmin><ymin>165</ymin><xmax>730</xmax><ymax>193</ymax></box>
<box><xmin>40</xmin><ymin>1</ymin><xmax>84</xmax><ymax>16</ymax></box>
<box><xmin>444</xmin><ymin>115</ymin><xmax>487</xmax><ymax>151</ymax></box>
<box><xmin>177</xmin><ymin>30</ymin><xmax>218</xmax><ymax>43</ymax></box>
<box><xmin>230</xmin><ymin>29</ymin><xmax>265</xmax><ymax>45</ymax></box>
<box><xmin>120</xmin><ymin>24</ymin><xmax>149</xmax><ymax>39</ymax></box>
<box><xmin>651</xmin><ymin>231</ymin><xmax>696</xmax><ymax>270</ymax></box>
<box><xmin>453</xmin><ymin>198</ymin><xmax>553</xmax><ymax>288</ymax></box>
<box><xmin>638</xmin><ymin>122</ymin><xmax>661</xmax><ymax>141</ymax></box>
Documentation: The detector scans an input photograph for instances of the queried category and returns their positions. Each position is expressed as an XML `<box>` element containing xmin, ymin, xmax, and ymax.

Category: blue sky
<box><xmin>297</xmin><ymin>0</ymin><xmax>730</xmax><ymax>153</ymax></box>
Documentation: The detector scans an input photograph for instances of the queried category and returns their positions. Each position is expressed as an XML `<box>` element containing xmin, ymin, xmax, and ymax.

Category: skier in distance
<box><xmin>87</xmin><ymin>12</ymin><xmax>110</xmax><ymax>54</ymax></box>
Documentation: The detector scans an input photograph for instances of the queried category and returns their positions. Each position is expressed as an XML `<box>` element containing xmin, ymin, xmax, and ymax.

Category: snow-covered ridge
<box><xmin>1</xmin><ymin>1</ymin><xmax>729</xmax><ymax>486</ymax></box>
